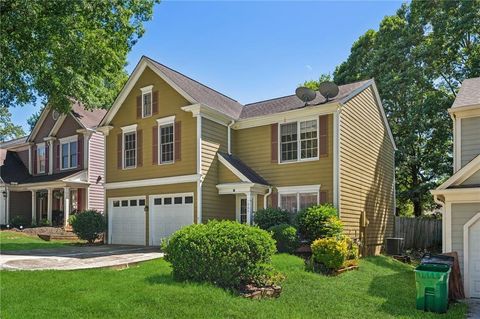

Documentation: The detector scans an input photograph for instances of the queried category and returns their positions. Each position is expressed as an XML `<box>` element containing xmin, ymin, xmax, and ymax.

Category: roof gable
<box><xmin>435</xmin><ymin>155</ymin><xmax>480</xmax><ymax>190</ymax></box>
<box><xmin>218</xmin><ymin>152</ymin><xmax>269</xmax><ymax>185</ymax></box>
<box><xmin>452</xmin><ymin>77</ymin><xmax>480</xmax><ymax>109</ymax></box>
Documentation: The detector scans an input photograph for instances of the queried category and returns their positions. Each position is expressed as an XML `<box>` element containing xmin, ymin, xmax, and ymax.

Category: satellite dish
<box><xmin>318</xmin><ymin>82</ymin><xmax>339</xmax><ymax>102</ymax></box>
<box><xmin>295</xmin><ymin>87</ymin><xmax>316</xmax><ymax>106</ymax></box>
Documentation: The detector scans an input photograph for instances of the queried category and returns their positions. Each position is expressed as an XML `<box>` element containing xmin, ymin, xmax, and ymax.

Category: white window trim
<box><xmin>141</xmin><ymin>85</ymin><xmax>153</xmax><ymax>119</ymax></box>
<box><xmin>36</xmin><ymin>142</ymin><xmax>46</xmax><ymax>174</ymax></box>
<box><xmin>59</xmin><ymin>135</ymin><xmax>78</xmax><ymax>170</ymax></box>
<box><xmin>157</xmin><ymin>116</ymin><xmax>175</xmax><ymax>165</ymax></box>
<box><xmin>278</xmin><ymin>117</ymin><xmax>319</xmax><ymax>164</ymax></box>
<box><xmin>121</xmin><ymin>124</ymin><xmax>137</xmax><ymax>169</ymax></box>
<box><xmin>277</xmin><ymin>185</ymin><xmax>321</xmax><ymax>212</ymax></box>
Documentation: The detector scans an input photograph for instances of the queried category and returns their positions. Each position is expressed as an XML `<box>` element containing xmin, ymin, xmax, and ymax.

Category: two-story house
<box><xmin>0</xmin><ymin>102</ymin><xmax>106</xmax><ymax>227</ymax></box>
<box><xmin>431</xmin><ymin>77</ymin><xmax>480</xmax><ymax>298</ymax></box>
<box><xmin>99</xmin><ymin>56</ymin><xmax>396</xmax><ymax>255</ymax></box>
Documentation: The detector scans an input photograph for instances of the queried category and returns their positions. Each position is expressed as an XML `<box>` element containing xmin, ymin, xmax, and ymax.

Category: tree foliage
<box><xmin>324</xmin><ymin>1</ymin><xmax>479</xmax><ymax>216</ymax></box>
<box><xmin>301</xmin><ymin>73</ymin><xmax>332</xmax><ymax>90</ymax></box>
<box><xmin>0</xmin><ymin>107</ymin><xmax>25</xmax><ymax>142</ymax></box>
<box><xmin>0</xmin><ymin>0</ymin><xmax>158</xmax><ymax>113</ymax></box>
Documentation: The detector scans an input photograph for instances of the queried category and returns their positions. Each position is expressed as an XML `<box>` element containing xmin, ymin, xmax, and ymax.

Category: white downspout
<box><xmin>263</xmin><ymin>187</ymin><xmax>272</xmax><ymax>209</ymax></box>
<box><xmin>227</xmin><ymin>120</ymin><xmax>235</xmax><ymax>155</ymax></box>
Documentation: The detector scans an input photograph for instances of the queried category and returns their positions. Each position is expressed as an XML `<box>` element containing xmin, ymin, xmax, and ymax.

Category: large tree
<box><xmin>0</xmin><ymin>107</ymin><xmax>25</xmax><ymax>142</ymax></box>
<box><xmin>309</xmin><ymin>1</ymin><xmax>479</xmax><ymax>216</ymax></box>
<box><xmin>0</xmin><ymin>0</ymin><xmax>158</xmax><ymax>113</ymax></box>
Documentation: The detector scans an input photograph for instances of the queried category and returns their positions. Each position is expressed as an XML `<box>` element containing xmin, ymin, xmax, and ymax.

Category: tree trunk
<box><xmin>413</xmin><ymin>199</ymin><xmax>422</xmax><ymax>217</ymax></box>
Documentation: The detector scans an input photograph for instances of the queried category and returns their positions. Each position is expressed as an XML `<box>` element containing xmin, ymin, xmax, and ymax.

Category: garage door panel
<box><xmin>469</xmin><ymin>219</ymin><xmax>480</xmax><ymax>298</ymax></box>
<box><xmin>109</xmin><ymin>197</ymin><xmax>146</xmax><ymax>246</ymax></box>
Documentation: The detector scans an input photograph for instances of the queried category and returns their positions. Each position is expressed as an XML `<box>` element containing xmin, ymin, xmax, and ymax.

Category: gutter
<box><xmin>263</xmin><ymin>187</ymin><xmax>272</xmax><ymax>209</ymax></box>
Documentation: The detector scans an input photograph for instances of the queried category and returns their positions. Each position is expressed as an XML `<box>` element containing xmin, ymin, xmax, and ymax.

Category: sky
<box><xmin>10</xmin><ymin>0</ymin><xmax>402</xmax><ymax>133</ymax></box>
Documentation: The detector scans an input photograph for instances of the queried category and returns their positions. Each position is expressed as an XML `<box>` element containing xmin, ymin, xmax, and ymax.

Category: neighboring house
<box><xmin>431</xmin><ymin>77</ymin><xmax>480</xmax><ymax>299</ymax></box>
<box><xmin>0</xmin><ymin>103</ymin><xmax>106</xmax><ymax>227</ymax></box>
<box><xmin>99</xmin><ymin>55</ymin><xmax>396</xmax><ymax>255</ymax></box>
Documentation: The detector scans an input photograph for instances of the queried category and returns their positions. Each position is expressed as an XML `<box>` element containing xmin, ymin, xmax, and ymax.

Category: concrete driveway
<box><xmin>0</xmin><ymin>245</ymin><xmax>163</xmax><ymax>271</ymax></box>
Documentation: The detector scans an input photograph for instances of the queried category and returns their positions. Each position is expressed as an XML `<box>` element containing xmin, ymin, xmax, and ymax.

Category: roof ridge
<box><xmin>144</xmin><ymin>56</ymin><xmax>241</xmax><ymax>104</ymax></box>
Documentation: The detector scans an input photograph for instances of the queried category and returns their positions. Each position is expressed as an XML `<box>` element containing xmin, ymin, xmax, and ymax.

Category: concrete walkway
<box><xmin>0</xmin><ymin>245</ymin><xmax>163</xmax><ymax>271</ymax></box>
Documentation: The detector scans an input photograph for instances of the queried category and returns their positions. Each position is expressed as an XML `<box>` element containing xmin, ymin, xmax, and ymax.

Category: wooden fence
<box><xmin>394</xmin><ymin>216</ymin><xmax>442</xmax><ymax>249</ymax></box>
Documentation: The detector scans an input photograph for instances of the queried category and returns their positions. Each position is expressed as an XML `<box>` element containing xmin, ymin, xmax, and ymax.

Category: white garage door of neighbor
<box><xmin>469</xmin><ymin>218</ymin><xmax>480</xmax><ymax>298</ymax></box>
<box><xmin>150</xmin><ymin>193</ymin><xmax>194</xmax><ymax>246</ymax></box>
<box><xmin>109</xmin><ymin>197</ymin><xmax>146</xmax><ymax>245</ymax></box>
<box><xmin>0</xmin><ymin>187</ymin><xmax>5</xmax><ymax>225</ymax></box>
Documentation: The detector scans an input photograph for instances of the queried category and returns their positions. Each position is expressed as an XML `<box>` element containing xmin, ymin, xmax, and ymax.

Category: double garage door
<box><xmin>109</xmin><ymin>193</ymin><xmax>194</xmax><ymax>246</ymax></box>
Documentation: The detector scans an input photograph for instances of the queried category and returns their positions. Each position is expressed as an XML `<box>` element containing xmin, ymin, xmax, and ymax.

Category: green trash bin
<box><xmin>414</xmin><ymin>263</ymin><xmax>451</xmax><ymax>313</ymax></box>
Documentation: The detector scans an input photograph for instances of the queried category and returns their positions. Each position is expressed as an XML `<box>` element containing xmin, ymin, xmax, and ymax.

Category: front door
<box><xmin>235</xmin><ymin>195</ymin><xmax>257</xmax><ymax>225</ymax></box>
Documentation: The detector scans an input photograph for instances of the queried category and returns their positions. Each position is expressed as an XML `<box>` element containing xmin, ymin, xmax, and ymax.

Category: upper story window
<box><xmin>122</xmin><ymin>124</ymin><xmax>137</xmax><ymax>169</ymax></box>
<box><xmin>157</xmin><ymin>116</ymin><xmax>175</xmax><ymax>164</ymax></box>
<box><xmin>60</xmin><ymin>136</ymin><xmax>78</xmax><ymax>170</ymax></box>
<box><xmin>141</xmin><ymin>85</ymin><xmax>153</xmax><ymax>118</ymax></box>
<box><xmin>280</xmin><ymin>119</ymin><xmax>318</xmax><ymax>163</ymax></box>
<box><xmin>37</xmin><ymin>144</ymin><xmax>46</xmax><ymax>173</ymax></box>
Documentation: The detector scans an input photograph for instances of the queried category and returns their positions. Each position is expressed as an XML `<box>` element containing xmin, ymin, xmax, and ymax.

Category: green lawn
<box><xmin>0</xmin><ymin>231</ymin><xmax>82</xmax><ymax>251</ymax></box>
<box><xmin>0</xmin><ymin>253</ymin><xmax>466</xmax><ymax>319</ymax></box>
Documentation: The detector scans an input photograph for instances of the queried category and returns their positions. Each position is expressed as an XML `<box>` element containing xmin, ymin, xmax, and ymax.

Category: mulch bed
<box><xmin>21</xmin><ymin>227</ymin><xmax>70</xmax><ymax>236</ymax></box>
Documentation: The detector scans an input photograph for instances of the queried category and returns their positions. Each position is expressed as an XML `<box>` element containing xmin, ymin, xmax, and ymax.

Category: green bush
<box><xmin>163</xmin><ymin>220</ymin><xmax>277</xmax><ymax>289</ymax></box>
<box><xmin>69</xmin><ymin>210</ymin><xmax>106</xmax><ymax>244</ymax></box>
<box><xmin>253</xmin><ymin>207</ymin><xmax>290</xmax><ymax>230</ymax></box>
<box><xmin>268</xmin><ymin>224</ymin><xmax>299</xmax><ymax>254</ymax></box>
<box><xmin>311</xmin><ymin>237</ymin><xmax>348</xmax><ymax>270</ymax></box>
<box><xmin>296</xmin><ymin>204</ymin><xmax>343</xmax><ymax>242</ymax></box>
<box><xmin>10</xmin><ymin>215</ymin><xmax>28</xmax><ymax>228</ymax></box>
<box><xmin>343</xmin><ymin>236</ymin><xmax>359</xmax><ymax>261</ymax></box>
<box><xmin>39</xmin><ymin>218</ymin><xmax>51</xmax><ymax>227</ymax></box>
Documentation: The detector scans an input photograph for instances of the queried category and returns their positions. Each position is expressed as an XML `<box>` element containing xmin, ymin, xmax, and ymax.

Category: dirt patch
<box><xmin>21</xmin><ymin>227</ymin><xmax>71</xmax><ymax>236</ymax></box>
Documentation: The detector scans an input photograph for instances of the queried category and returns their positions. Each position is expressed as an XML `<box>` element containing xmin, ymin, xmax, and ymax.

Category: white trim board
<box><xmin>434</xmin><ymin>155</ymin><xmax>480</xmax><ymax>190</ymax></box>
<box><xmin>104</xmin><ymin>174</ymin><xmax>201</xmax><ymax>190</ymax></box>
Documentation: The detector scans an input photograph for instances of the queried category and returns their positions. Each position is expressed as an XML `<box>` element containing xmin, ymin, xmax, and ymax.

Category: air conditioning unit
<box><xmin>385</xmin><ymin>238</ymin><xmax>404</xmax><ymax>255</ymax></box>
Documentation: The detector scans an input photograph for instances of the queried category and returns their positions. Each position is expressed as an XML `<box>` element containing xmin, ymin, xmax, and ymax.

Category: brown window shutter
<box><xmin>175</xmin><ymin>121</ymin><xmax>181</xmax><ymax>161</ymax></box>
<box><xmin>152</xmin><ymin>91</ymin><xmax>158</xmax><ymax>115</ymax></box>
<box><xmin>319</xmin><ymin>115</ymin><xmax>328</xmax><ymax>157</ymax></box>
<box><xmin>117</xmin><ymin>133</ymin><xmax>123</xmax><ymax>169</ymax></box>
<box><xmin>77</xmin><ymin>189</ymin><xmax>83</xmax><ymax>212</ymax></box>
<box><xmin>137</xmin><ymin>129</ymin><xmax>143</xmax><ymax>167</ymax></box>
<box><xmin>77</xmin><ymin>135</ymin><xmax>83</xmax><ymax>168</ymax></box>
<box><xmin>270</xmin><ymin>192</ymin><xmax>278</xmax><ymax>208</ymax></box>
<box><xmin>45</xmin><ymin>145</ymin><xmax>49</xmax><ymax>174</ymax></box>
<box><xmin>319</xmin><ymin>191</ymin><xmax>328</xmax><ymax>204</ymax></box>
<box><xmin>33</xmin><ymin>147</ymin><xmax>37</xmax><ymax>175</ymax></box>
<box><xmin>55</xmin><ymin>142</ymin><xmax>60</xmax><ymax>171</ymax></box>
<box><xmin>136</xmin><ymin>95</ymin><xmax>142</xmax><ymax>119</ymax></box>
<box><xmin>152</xmin><ymin>126</ymin><xmax>158</xmax><ymax>165</ymax></box>
<box><xmin>271</xmin><ymin>123</ymin><xmax>278</xmax><ymax>163</ymax></box>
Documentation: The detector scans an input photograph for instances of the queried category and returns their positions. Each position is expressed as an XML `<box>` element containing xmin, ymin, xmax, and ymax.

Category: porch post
<box><xmin>47</xmin><ymin>188</ymin><xmax>52</xmax><ymax>224</ymax></box>
<box><xmin>31</xmin><ymin>190</ymin><xmax>36</xmax><ymax>225</ymax></box>
<box><xmin>246</xmin><ymin>192</ymin><xmax>252</xmax><ymax>225</ymax></box>
<box><xmin>63</xmin><ymin>187</ymin><xmax>70</xmax><ymax>227</ymax></box>
<box><xmin>6</xmin><ymin>189</ymin><xmax>10</xmax><ymax>224</ymax></box>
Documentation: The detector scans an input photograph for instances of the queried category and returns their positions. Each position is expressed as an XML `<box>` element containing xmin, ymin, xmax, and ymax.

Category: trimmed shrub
<box><xmin>311</xmin><ymin>237</ymin><xmax>348</xmax><ymax>270</ymax></box>
<box><xmin>69</xmin><ymin>210</ymin><xmax>106</xmax><ymax>244</ymax></box>
<box><xmin>268</xmin><ymin>224</ymin><xmax>300</xmax><ymax>254</ymax></box>
<box><xmin>10</xmin><ymin>215</ymin><xmax>28</xmax><ymax>228</ymax></box>
<box><xmin>343</xmin><ymin>236</ymin><xmax>359</xmax><ymax>261</ymax></box>
<box><xmin>163</xmin><ymin>220</ymin><xmax>277</xmax><ymax>289</ymax></box>
<box><xmin>296</xmin><ymin>204</ymin><xmax>343</xmax><ymax>242</ymax></box>
<box><xmin>253</xmin><ymin>208</ymin><xmax>290</xmax><ymax>230</ymax></box>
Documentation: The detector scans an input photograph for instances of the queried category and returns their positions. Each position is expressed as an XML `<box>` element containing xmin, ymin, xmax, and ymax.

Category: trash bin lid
<box><xmin>415</xmin><ymin>263</ymin><xmax>451</xmax><ymax>272</ymax></box>
<box><xmin>421</xmin><ymin>253</ymin><xmax>454</xmax><ymax>267</ymax></box>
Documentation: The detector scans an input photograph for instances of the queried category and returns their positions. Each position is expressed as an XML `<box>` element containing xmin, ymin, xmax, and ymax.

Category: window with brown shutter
<box><xmin>175</xmin><ymin>121</ymin><xmax>181</xmax><ymax>161</ymax></box>
<box><xmin>117</xmin><ymin>133</ymin><xmax>122</xmax><ymax>169</ymax></box>
<box><xmin>55</xmin><ymin>142</ymin><xmax>60</xmax><ymax>171</ymax></box>
<box><xmin>152</xmin><ymin>126</ymin><xmax>158</xmax><ymax>165</ymax></box>
<box><xmin>319</xmin><ymin>115</ymin><xmax>328</xmax><ymax>157</ymax></box>
<box><xmin>136</xmin><ymin>95</ymin><xmax>142</xmax><ymax>119</ymax></box>
<box><xmin>152</xmin><ymin>91</ymin><xmax>158</xmax><ymax>115</ymax></box>
<box><xmin>33</xmin><ymin>147</ymin><xmax>37</xmax><ymax>175</ymax></box>
<box><xmin>271</xmin><ymin>123</ymin><xmax>278</xmax><ymax>163</ymax></box>
<box><xmin>45</xmin><ymin>145</ymin><xmax>49</xmax><ymax>174</ymax></box>
<box><xmin>137</xmin><ymin>129</ymin><xmax>143</xmax><ymax>167</ymax></box>
<box><xmin>319</xmin><ymin>191</ymin><xmax>328</xmax><ymax>204</ymax></box>
<box><xmin>77</xmin><ymin>135</ymin><xmax>83</xmax><ymax>168</ymax></box>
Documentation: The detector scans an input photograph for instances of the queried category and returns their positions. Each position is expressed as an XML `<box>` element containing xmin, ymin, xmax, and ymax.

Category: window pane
<box><xmin>139</xmin><ymin>199</ymin><xmax>145</xmax><ymax>206</ymax></box>
<box><xmin>143</xmin><ymin>92</ymin><xmax>152</xmax><ymax>117</ymax></box>
<box><xmin>184</xmin><ymin>196</ymin><xmax>193</xmax><ymax>204</ymax></box>
<box><xmin>160</xmin><ymin>124</ymin><xmax>174</xmax><ymax>163</ymax></box>
<box><xmin>154</xmin><ymin>198</ymin><xmax>162</xmax><ymax>205</ymax></box>
<box><xmin>164</xmin><ymin>197</ymin><xmax>172</xmax><ymax>205</ymax></box>
<box><xmin>280</xmin><ymin>194</ymin><xmax>298</xmax><ymax>213</ymax></box>
<box><xmin>130</xmin><ymin>199</ymin><xmax>137</xmax><ymax>206</ymax></box>
<box><xmin>174</xmin><ymin>197</ymin><xmax>182</xmax><ymax>204</ymax></box>
<box><xmin>280</xmin><ymin>123</ymin><xmax>298</xmax><ymax>162</ymax></box>
<box><xmin>124</xmin><ymin>132</ymin><xmax>136</xmax><ymax>168</ymax></box>
<box><xmin>113</xmin><ymin>201</ymin><xmax>120</xmax><ymax>207</ymax></box>
<box><xmin>240</xmin><ymin>198</ymin><xmax>247</xmax><ymax>224</ymax></box>
<box><xmin>121</xmin><ymin>200</ymin><xmax>128</xmax><ymax>207</ymax></box>
<box><xmin>37</xmin><ymin>146</ymin><xmax>46</xmax><ymax>172</ymax></box>
<box><xmin>299</xmin><ymin>192</ymin><xmax>318</xmax><ymax>210</ymax></box>
<box><xmin>70</xmin><ymin>141</ymin><xmax>78</xmax><ymax>167</ymax></box>
<box><xmin>300</xmin><ymin>120</ymin><xmax>318</xmax><ymax>159</ymax></box>
<box><xmin>61</xmin><ymin>143</ymin><xmax>69</xmax><ymax>169</ymax></box>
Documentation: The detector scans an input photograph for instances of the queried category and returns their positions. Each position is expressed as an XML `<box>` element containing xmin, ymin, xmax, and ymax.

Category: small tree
<box><xmin>296</xmin><ymin>204</ymin><xmax>343</xmax><ymax>242</ymax></box>
<box><xmin>69</xmin><ymin>210</ymin><xmax>106</xmax><ymax>244</ymax></box>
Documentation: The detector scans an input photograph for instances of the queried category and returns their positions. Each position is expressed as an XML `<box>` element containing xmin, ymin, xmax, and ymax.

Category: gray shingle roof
<box><xmin>146</xmin><ymin>57</ymin><xmax>244</xmax><ymax>119</ymax></box>
<box><xmin>240</xmin><ymin>79</ymin><xmax>371</xmax><ymax>119</ymax></box>
<box><xmin>452</xmin><ymin>77</ymin><xmax>480</xmax><ymax>108</ymax></box>
<box><xmin>218</xmin><ymin>152</ymin><xmax>269</xmax><ymax>185</ymax></box>
<box><xmin>71</xmin><ymin>101</ymin><xmax>107</xmax><ymax>129</ymax></box>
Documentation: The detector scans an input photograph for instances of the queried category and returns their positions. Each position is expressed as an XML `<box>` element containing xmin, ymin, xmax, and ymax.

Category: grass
<box><xmin>0</xmin><ymin>231</ymin><xmax>82</xmax><ymax>251</ymax></box>
<box><xmin>0</xmin><ymin>254</ymin><xmax>466</xmax><ymax>319</ymax></box>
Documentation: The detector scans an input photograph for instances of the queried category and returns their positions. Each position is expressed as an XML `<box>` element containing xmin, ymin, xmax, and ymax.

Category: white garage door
<box><xmin>469</xmin><ymin>217</ymin><xmax>480</xmax><ymax>298</ymax></box>
<box><xmin>109</xmin><ymin>196</ymin><xmax>146</xmax><ymax>245</ymax></box>
<box><xmin>0</xmin><ymin>187</ymin><xmax>6</xmax><ymax>225</ymax></box>
<box><xmin>150</xmin><ymin>193</ymin><xmax>194</xmax><ymax>246</ymax></box>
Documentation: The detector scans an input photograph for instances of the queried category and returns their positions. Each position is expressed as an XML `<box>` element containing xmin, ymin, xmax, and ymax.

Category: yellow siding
<box><xmin>106</xmin><ymin>183</ymin><xmax>197</xmax><ymax>245</ymax></box>
<box><xmin>218</xmin><ymin>162</ymin><xmax>242</xmax><ymax>183</ymax></box>
<box><xmin>105</xmin><ymin>66</ymin><xmax>196</xmax><ymax>183</ymax></box>
<box><xmin>201</xmin><ymin>118</ymin><xmax>235</xmax><ymax>220</ymax></box>
<box><xmin>339</xmin><ymin>87</ymin><xmax>395</xmax><ymax>255</ymax></box>
<box><xmin>232</xmin><ymin>115</ymin><xmax>334</xmax><ymax>202</ymax></box>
